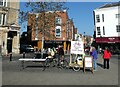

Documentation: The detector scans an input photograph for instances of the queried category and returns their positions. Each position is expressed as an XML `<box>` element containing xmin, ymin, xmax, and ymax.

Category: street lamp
<box><xmin>83</xmin><ymin>32</ymin><xmax>86</xmax><ymax>49</ymax></box>
<box><xmin>100</xmin><ymin>35</ymin><xmax>102</xmax><ymax>49</ymax></box>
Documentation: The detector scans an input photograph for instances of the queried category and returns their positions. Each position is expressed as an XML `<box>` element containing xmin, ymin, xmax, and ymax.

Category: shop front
<box><xmin>95</xmin><ymin>37</ymin><xmax>120</xmax><ymax>54</ymax></box>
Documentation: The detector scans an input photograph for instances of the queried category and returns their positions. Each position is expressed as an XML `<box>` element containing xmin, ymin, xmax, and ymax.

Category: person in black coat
<box><xmin>57</xmin><ymin>45</ymin><xmax>64</xmax><ymax>66</ymax></box>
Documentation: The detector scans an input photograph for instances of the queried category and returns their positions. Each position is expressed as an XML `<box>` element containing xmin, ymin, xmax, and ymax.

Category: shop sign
<box><xmin>96</xmin><ymin>37</ymin><xmax>120</xmax><ymax>43</ymax></box>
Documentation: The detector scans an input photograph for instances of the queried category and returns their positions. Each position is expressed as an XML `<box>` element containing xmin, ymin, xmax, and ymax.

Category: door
<box><xmin>7</xmin><ymin>39</ymin><xmax>12</xmax><ymax>53</ymax></box>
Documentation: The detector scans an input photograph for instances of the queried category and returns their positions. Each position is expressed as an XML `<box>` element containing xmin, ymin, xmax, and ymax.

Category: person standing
<box><xmin>58</xmin><ymin>45</ymin><xmax>64</xmax><ymax>65</ymax></box>
<box><xmin>90</xmin><ymin>46</ymin><xmax>93</xmax><ymax>55</ymax></box>
<box><xmin>91</xmin><ymin>47</ymin><xmax>98</xmax><ymax>71</ymax></box>
<box><xmin>103</xmin><ymin>47</ymin><xmax>111</xmax><ymax>69</ymax></box>
<box><xmin>59</xmin><ymin>46</ymin><xmax>64</xmax><ymax>60</ymax></box>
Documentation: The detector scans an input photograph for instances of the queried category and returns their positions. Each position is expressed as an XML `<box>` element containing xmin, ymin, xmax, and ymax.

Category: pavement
<box><xmin>1</xmin><ymin>53</ymin><xmax>119</xmax><ymax>86</ymax></box>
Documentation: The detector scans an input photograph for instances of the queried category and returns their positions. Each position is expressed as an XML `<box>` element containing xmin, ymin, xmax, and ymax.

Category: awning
<box><xmin>95</xmin><ymin>37</ymin><xmax>120</xmax><ymax>43</ymax></box>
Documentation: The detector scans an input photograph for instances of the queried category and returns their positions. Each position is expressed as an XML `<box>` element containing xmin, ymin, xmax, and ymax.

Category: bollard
<box><xmin>23</xmin><ymin>52</ymin><xmax>25</xmax><ymax>58</ymax></box>
<box><xmin>9</xmin><ymin>53</ymin><xmax>12</xmax><ymax>61</ymax></box>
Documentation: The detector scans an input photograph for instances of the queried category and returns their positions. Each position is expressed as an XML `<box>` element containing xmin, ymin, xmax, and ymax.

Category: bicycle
<box><xmin>53</xmin><ymin>54</ymin><xmax>69</xmax><ymax>69</ymax></box>
<box><xmin>44</xmin><ymin>54</ymin><xmax>69</xmax><ymax>70</ymax></box>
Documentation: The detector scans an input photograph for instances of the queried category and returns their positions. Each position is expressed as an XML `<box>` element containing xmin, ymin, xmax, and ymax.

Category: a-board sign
<box><xmin>84</xmin><ymin>56</ymin><xmax>93</xmax><ymax>73</ymax></box>
<box><xmin>84</xmin><ymin>56</ymin><xmax>93</xmax><ymax>67</ymax></box>
<box><xmin>70</xmin><ymin>41</ymin><xmax>84</xmax><ymax>54</ymax></box>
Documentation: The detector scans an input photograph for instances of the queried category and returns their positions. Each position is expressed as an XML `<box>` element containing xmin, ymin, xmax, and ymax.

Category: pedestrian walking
<box><xmin>103</xmin><ymin>47</ymin><xmax>111</xmax><ymax>69</ymax></box>
<box><xmin>91</xmin><ymin>47</ymin><xmax>98</xmax><ymax>71</ymax></box>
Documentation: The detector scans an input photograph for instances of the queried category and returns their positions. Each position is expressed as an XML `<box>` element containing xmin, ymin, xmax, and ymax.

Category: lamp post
<box><xmin>84</xmin><ymin>32</ymin><xmax>86</xmax><ymax>39</ymax></box>
<box><xmin>83</xmin><ymin>32</ymin><xmax>86</xmax><ymax>51</ymax></box>
<box><xmin>99</xmin><ymin>35</ymin><xmax>103</xmax><ymax>54</ymax></box>
<box><xmin>41</xmin><ymin>9</ymin><xmax>45</xmax><ymax>59</ymax></box>
<box><xmin>100</xmin><ymin>35</ymin><xmax>102</xmax><ymax>49</ymax></box>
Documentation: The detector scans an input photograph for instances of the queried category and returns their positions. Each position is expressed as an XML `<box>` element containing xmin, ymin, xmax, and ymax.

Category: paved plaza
<box><xmin>1</xmin><ymin>53</ymin><xmax>119</xmax><ymax>86</ymax></box>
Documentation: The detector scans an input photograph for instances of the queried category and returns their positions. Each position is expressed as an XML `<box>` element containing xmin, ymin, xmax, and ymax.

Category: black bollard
<box><xmin>10</xmin><ymin>53</ymin><xmax>12</xmax><ymax>61</ymax></box>
<box><xmin>23</xmin><ymin>52</ymin><xmax>25</xmax><ymax>58</ymax></box>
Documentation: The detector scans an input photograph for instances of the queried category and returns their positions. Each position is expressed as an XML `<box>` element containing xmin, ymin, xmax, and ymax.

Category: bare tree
<box><xmin>19</xmin><ymin>2</ymin><xmax>68</xmax><ymax>57</ymax></box>
<box><xmin>20</xmin><ymin>2</ymin><xmax>68</xmax><ymax>38</ymax></box>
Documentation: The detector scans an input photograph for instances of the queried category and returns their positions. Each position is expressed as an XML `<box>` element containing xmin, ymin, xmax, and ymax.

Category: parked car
<box><xmin>20</xmin><ymin>45</ymin><xmax>34</xmax><ymax>53</ymax></box>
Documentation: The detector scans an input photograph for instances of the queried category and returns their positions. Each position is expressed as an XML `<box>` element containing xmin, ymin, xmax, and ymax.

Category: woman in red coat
<box><xmin>103</xmin><ymin>47</ymin><xmax>111</xmax><ymax>69</ymax></box>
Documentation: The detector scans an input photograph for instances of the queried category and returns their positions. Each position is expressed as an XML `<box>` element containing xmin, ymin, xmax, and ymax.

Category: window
<box><xmin>97</xmin><ymin>27</ymin><xmax>101</xmax><ymax>35</ymax></box>
<box><xmin>116</xmin><ymin>25</ymin><xmax>120</xmax><ymax>32</ymax></box>
<box><xmin>0</xmin><ymin>0</ymin><xmax>7</xmax><ymax>7</ymax></box>
<box><xmin>35</xmin><ymin>14</ymin><xmax>39</xmax><ymax>40</ymax></box>
<box><xmin>103</xmin><ymin>26</ymin><xmax>105</xmax><ymax>35</ymax></box>
<box><xmin>96</xmin><ymin>15</ymin><xmax>100</xmax><ymax>22</ymax></box>
<box><xmin>0</xmin><ymin>14</ymin><xmax>6</xmax><ymax>26</ymax></box>
<box><xmin>102</xmin><ymin>14</ymin><xmax>104</xmax><ymax>22</ymax></box>
<box><xmin>55</xmin><ymin>26</ymin><xmax>61</xmax><ymax>38</ymax></box>
<box><xmin>0</xmin><ymin>14</ymin><xmax>3</xmax><ymax>25</ymax></box>
<box><xmin>35</xmin><ymin>27</ymin><xmax>38</xmax><ymax>40</ymax></box>
<box><xmin>2</xmin><ymin>14</ymin><xmax>6</xmax><ymax>25</ymax></box>
<box><xmin>55</xmin><ymin>17</ymin><xmax>61</xmax><ymax>25</ymax></box>
<box><xmin>116</xmin><ymin>14</ymin><xmax>120</xmax><ymax>18</ymax></box>
<box><xmin>0</xmin><ymin>0</ymin><xmax>3</xmax><ymax>6</ymax></box>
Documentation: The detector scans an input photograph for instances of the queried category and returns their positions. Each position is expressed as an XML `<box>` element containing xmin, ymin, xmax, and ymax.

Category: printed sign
<box><xmin>84</xmin><ymin>56</ymin><xmax>93</xmax><ymax>67</ymax></box>
<box><xmin>84</xmin><ymin>56</ymin><xmax>93</xmax><ymax>73</ymax></box>
<box><xmin>70</xmin><ymin>41</ymin><xmax>84</xmax><ymax>54</ymax></box>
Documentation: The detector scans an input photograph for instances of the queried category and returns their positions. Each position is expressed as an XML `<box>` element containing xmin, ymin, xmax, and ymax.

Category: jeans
<box><xmin>93</xmin><ymin>59</ymin><xmax>97</xmax><ymax>70</ymax></box>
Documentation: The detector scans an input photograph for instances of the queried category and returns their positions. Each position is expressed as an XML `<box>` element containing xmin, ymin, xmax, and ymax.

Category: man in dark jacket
<box><xmin>57</xmin><ymin>45</ymin><xmax>64</xmax><ymax>66</ymax></box>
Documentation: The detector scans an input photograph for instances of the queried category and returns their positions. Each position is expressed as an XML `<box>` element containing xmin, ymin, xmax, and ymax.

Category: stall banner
<box><xmin>70</xmin><ymin>41</ymin><xmax>84</xmax><ymax>54</ymax></box>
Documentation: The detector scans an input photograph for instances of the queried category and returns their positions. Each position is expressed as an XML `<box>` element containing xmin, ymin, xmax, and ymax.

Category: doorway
<box><xmin>7</xmin><ymin>39</ymin><xmax>12</xmax><ymax>53</ymax></box>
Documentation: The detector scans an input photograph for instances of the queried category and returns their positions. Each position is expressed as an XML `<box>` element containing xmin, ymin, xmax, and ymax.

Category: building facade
<box><xmin>0</xmin><ymin>0</ymin><xmax>20</xmax><ymax>55</ymax></box>
<box><xmin>93</xmin><ymin>2</ymin><xmax>120</xmax><ymax>53</ymax></box>
<box><xmin>27</xmin><ymin>10</ymin><xmax>76</xmax><ymax>53</ymax></box>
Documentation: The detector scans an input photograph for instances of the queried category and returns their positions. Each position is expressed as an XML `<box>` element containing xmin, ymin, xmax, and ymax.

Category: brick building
<box><xmin>27</xmin><ymin>10</ymin><xmax>77</xmax><ymax>53</ymax></box>
<box><xmin>0</xmin><ymin>0</ymin><xmax>20</xmax><ymax>55</ymax></box>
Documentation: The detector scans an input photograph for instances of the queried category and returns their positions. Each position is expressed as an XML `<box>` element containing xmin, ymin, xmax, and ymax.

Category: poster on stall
<box><xmin>70</xmin><ymin>41</ymin><xmax>84</xmax><ymax>54</ymax></box>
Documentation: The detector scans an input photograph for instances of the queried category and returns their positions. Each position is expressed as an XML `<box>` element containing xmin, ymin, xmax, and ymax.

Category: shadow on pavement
<box><xmin>97</xmin><ymin>63</ymin><xmax>104</xmax><ymax>69</ymax></box>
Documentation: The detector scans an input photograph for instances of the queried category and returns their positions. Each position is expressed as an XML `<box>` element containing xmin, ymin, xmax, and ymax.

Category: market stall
<box><xmin>69</xmin><ymin>41</ymin><xmax>85</xmax><ymax>71</ymax></box>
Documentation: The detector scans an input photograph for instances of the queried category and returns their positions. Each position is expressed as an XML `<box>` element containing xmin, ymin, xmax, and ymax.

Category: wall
<box><xmin>94</xmin><ymin>6</ymin><xmax>119</xmax><ymax>38</ymax></box>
